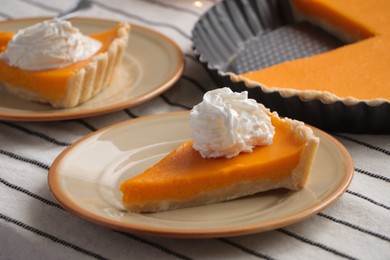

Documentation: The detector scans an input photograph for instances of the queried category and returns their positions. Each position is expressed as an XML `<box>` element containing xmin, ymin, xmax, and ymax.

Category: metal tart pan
<box><xmin>192</xmin><ymin>0</ymin><xmax>390</xmax><ymax>133</ymax></box>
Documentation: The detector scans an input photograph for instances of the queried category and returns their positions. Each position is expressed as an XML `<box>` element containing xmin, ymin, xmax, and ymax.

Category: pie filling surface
<box><xmin>240</xmin><ymin>0</ymin><xmax>390</xmax><ymax>103</ymax></box>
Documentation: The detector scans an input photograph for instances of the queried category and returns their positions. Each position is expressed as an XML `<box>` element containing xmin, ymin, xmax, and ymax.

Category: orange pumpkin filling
<box><xmin>120</xmin><ymin>113</ymin><xmax>311</xmax><ymax>212</ymax></box>
<box><xmin>0</xmin><ymin>25</ymin><xmax>122</xmax><ymax>103</ymax></box>
<box><xmin>241</xmin><ymin>0</ymin><xmax>390</xmax><ymax>102</ymax></box>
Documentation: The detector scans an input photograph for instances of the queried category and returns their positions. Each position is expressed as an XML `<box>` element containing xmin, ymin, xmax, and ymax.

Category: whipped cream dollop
<box><xmin>190</xmin><ymin>87</ymin><xmax>275</xmax><ymax>159</ymax></box>
<box><xmin>0</xmin><ymin>18</ymin><xmax>101</xmax><ymax>71</ymax></box>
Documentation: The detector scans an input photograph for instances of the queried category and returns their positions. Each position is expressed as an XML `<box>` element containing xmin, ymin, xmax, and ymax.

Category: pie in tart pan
<box><xmin>192</xmin><ymin>0</ymin><xmax>390</xmax><ymax>133</ymax></box>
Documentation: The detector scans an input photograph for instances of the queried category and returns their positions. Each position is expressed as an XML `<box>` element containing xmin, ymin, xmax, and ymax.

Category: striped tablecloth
<box><xmin>1</xmin><ymin>1</ymin><xmax>389</xmax><ymax>259</ymax></box>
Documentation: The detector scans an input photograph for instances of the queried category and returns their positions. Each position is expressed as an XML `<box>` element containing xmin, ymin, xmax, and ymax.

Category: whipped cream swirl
<box><xmin>190</xmin><ymin>88</ymin><xmax>275</xmax><ymax>159</ymax></box>
<box><xmin>0</xmin><ymin>18</ymin><xmax>101</xmax><ymax>71</ymax></box>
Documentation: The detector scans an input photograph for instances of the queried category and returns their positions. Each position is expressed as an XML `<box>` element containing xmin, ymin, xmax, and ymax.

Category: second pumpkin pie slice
<box><xmin>0</xmin><ymin>19</ymin><xmax>130</xmax><ymax>108</ymax></box>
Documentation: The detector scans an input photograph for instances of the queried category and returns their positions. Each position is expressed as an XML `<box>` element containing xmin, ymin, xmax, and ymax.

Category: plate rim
<box><xmin>0</xmin><ymin>17</ymin><xmax>184</xmax><ymax>122</ymax></box>
<box><xmin>48</xmin><ymin>111</ymin><xmax>354</xmax><ymax>238</ymax></box>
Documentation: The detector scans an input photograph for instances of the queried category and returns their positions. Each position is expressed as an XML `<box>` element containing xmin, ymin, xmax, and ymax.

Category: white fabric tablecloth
<box><xmin>1</xmin><ymin>1</ymin><xmax>389</xmax><ymax>259</ymax></box>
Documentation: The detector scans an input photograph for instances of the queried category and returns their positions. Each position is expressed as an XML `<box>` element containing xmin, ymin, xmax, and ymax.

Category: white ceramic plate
<box><xmin>48</xmin><ymin>112</ymin><xmax>354</xmax><ymax>238</ymax></box>
<box><xmin>0</xmin><ymin>18</ymin><xmax>184</xmax><ymax>121</ymax></box>
<box><xmin>48</xmin><ymin>112</ymin><xmax>353</xmax><ymax>237</ymax></box>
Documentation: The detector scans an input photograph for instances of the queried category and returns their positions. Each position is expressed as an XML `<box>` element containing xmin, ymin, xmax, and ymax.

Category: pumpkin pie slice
<box><xmin>120</xmin><ymin>106</ymin><xmax>319</xmax><ymax>213</ymax></box>
<box><xmin>0</xmin><ymin>21</ymin><xmax>130</xmax><ymax>108</ymax></box>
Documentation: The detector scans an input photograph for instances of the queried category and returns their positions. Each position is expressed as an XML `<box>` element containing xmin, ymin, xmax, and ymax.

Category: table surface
<box><xmin>1</xmin><ymin>1</ymin><xmax>389</xmax><ymax>260</ymax></box>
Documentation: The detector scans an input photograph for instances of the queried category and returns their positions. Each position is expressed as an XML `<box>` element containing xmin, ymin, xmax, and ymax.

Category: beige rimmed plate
<box><xmin>48</xmin><ymin>112</ymin><xmax>353</xmax><ymax>238</ymax></box>
<box><xmin>0</xmin><ymin>18</ymin><xmax>184</xmax><ymax>121</ymax></box>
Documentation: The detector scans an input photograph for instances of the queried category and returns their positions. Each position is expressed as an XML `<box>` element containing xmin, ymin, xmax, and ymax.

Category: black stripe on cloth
<box><xmin>117</xmin><ymin>232</ymin><xmax>192</xmax><ymax>260</ymax></box>
<box><xmin>0</xmin><ymin>178</ymin><xmax>63</xmax><ymax>210</ymax></box>
<box><xmin>0</xmin><ymin>121</ymin><xmax>71</xmax><ymax>147</ymax></box>
<box><xmin>2</xmin><ymin>169</ymin><xmax>272</xmax><ymax>260</ymax></box>
<box><xmin>182</xmin><ymin>75</ymin><xmax>208</xmax><ymax>93</ymax></box>
<box><xmin>91</xmin><ymin>0</ymin><xmax>191</xmax><ymax>40</ymax></box>
<box><xmin>333</xmin><ymin>134</ymin><xmax>390</xmax><ymax>156</ymax></box>
<box><xmin>317</xmin><ymin>213</ymin><xmax>390</xmax><ymax>242</ymax></box>
<box><xmin>0</xmin><ymin>213</ymin><xmax>108</xmax><ymax>260</ymax></box>
<box><xmin>0</xmin><ymin>181</ymin><xmax>194</xmax><ymax>260</ymax></box>
<box><xmin>160</xmin><ymin>94</ymin><xmax>192</xmax><ymax>110</ymax></box>
<box><xmin>143</xmin><ymin>0</ymin><xmax>201</xmax><ymax>17</ymax></box>
<box><xmin>278</xmin><ymin>229</ymin><xmax>358</xmax><ymax>260</ymax></box>
<box><xmin>17</xmin><ymin>0</ymin><xmax>61</xmax><ymax>12</ymax></box>
<box><xmin>123</xmin><ymin>109</ymin><xmax>139</xmax><ymax>118</ymax></box>
<box><xmin>2</xmin><ymin>171</ymin><xmax>366</xmax><ymax>259</ymax></box>
<box><xmin>355</xmin><ymin>167</ymin><xmax>390</xmax><ymax>183</ymax></box>
<box><xmin>346</xmin><ymin>190</ymin><xmax>390</xmax><ymax>210</ymax></box>
<box><xmin>217</xmin><ymin>238</ymin><xmax>275</xmax><ymax>260</ymax></box>
<box><xmin>0</xmin><ymin>149</ymin><xmax>50</xmax><ymax>170</ymax></box>
<box><xmin>0</xmin><ymin>11</ymin><xmax>12</xmax><ymax>19</ymax></box>
<box><xmin>73</xmin><ymin>119</ymin><xmax>98</xmax><ymax>132</ymax></box>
